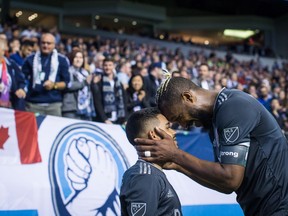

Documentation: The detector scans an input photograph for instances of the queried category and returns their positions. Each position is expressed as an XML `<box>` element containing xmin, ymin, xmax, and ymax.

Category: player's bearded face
<box><xmin>187</xmin><ymin>107</ymin><xmax>212</xmax><ymax>130</ymax></box>
<box><xmin>160</xmin><ymin>99</ymin><xmax>212</xmax><ymax>130</ymax></box>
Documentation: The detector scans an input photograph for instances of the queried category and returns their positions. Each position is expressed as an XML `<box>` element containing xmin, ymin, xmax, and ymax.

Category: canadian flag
<box><xmin>0</xmin><ymin>107</ymin><xmax>42</xmax><ymax>164</ymax></box>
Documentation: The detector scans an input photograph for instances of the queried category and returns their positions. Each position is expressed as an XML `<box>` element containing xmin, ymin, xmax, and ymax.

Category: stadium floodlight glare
<box><xmin>223</xmin><ymin>29</ymin><xmax>256</xmax><ymax>39</ymax></box>
<box><xmin>16</xmin><ymin>11</ymin><xmax>23</xmax><ymax>17</ymax></box>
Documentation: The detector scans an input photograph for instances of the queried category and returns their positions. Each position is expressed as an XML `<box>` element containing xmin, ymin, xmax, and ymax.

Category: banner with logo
<box><xmin>0</xmin><ymin>108</ymin><xmax>243</xmax><ymax>216</ymax></box>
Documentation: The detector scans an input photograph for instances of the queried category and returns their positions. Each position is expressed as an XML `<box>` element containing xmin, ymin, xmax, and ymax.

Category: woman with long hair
<box><xmin>126</xmin><ymin>73</ymin><xmax>150</xmax><ymax>117</ymax></box>
<box><xmin>62</xmin><ymin>50</ymin><xmax>94</xmax><ymax>120</ymax></box>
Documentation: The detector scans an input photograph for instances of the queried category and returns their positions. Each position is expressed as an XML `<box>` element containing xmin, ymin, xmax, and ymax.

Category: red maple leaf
<box><xmin>0</xmin><ymin>126</ymin><xmax>9</xmax><ymax>149</ymax></box>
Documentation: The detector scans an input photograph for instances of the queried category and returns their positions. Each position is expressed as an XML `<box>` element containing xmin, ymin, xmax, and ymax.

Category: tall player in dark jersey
<box><xmin>135</xmin><ymin>77</ymin><xmax>288</xmax><ymax>216</ymax></box>
<box><xmin>121</xmin><ymin>107</ymin><xmax>182</xmax><ymax>216</ymax></box>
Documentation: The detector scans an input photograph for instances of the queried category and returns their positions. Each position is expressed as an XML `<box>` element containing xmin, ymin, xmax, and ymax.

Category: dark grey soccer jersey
<box><xmin>120</xmin><ymin>160</ymin><xmax>182</xmax><ymax>216</ymax></box>
<box><xmin>211</xmin><ymin>88</ymin><xmax>288</xmax><ymax>216</ymax></box>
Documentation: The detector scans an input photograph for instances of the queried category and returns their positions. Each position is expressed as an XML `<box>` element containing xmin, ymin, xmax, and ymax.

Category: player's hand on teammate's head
<box><xmin>134</xmin><ymin>127</ymin><xmax>178</xmax><ymax>164</ymax></box>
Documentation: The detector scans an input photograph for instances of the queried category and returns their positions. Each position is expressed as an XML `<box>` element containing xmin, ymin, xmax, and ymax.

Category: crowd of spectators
<box><xmin>0</xmin><ymin>24</ymin><xmax>288</xmax><ymax>136</ymax></box>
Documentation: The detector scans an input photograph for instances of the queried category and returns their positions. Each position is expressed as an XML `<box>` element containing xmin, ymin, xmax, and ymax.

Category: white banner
<box><xmin>0</xmin><ymin>108</ymin><xmax>243</xmax><ymax>216</ymax></box>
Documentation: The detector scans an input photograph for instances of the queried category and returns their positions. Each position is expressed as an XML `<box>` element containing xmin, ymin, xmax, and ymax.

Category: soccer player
<box><xmin>135</xmin><ymin>77</ymin><xmax>288</xmax><ymax>216</ymax></box>
<box><xmin>121</xmin><ymin>107</ymin><xmax>182</xmax><ymax>216</ymax></box>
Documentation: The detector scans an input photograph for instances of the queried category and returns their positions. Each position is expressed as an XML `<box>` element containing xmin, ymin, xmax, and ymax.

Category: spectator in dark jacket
<box><xmin>144</xmin><ymin>62</ymin><xmax>163</xmax><ymax>107</ymax></box>
<box><xmin>0</xmin><ymin>38</ymin><xmax>26</xmax><ymax>110</ymax></box>
<box><xmin>91</xmin><ymin>57</ymin><xmax>127</xmax><ymax>124</ymax></box>
<box><xmin>22</xmin><ymin>33</ymin><xmax>70</xmax><ymax>116</ymax></box>
<box><xmin>10</xmin><ymin>39</ymin><xmax>34</xmax><ymax>68</ymax></box>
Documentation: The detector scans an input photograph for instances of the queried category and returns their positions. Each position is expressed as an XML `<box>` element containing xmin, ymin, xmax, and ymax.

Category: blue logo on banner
<box><xmin>49</xmin><ymin>123</ymin><xmax>130</xmax><ymax>216</ymax></box>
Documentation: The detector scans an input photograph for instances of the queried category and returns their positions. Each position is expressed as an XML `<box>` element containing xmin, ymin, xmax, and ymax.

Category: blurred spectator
<box><xmin>20</xmin><ymin>26</ymin><xmax>39</xmax><ymax>40</ymax></box>
<box><xmin>166</xmin><ymin>60</ymin><xmax>178</xmax><ymax>73</ymax></box>
<box><xmin>11</xmin><ymin>27</ymin><xmax>21</xmax><ymax>40</ymax></box>
<box><xmin>139</xmin><ymin>66</ymin><xmax>148</xmax><ymax>77</ymax></box>
<box><xmin>257</xmin><ymin>85</ymin><xmax>272</xmax><ymax>112</ymax></box>
<box><xmin>172</xmin><ymin>70</ymin><xmax>181</xmax><ymax>77</ymax></box>
<box><xmin>22</xmin><ymin>33</ymin><xmax>70</xmax><ymax>116</ymax></box>
<box><xmin>62</xmin><ymin>50</ymin><xmax>94</xmax><ymax>120</ymax></box>
<box><xmin>247</xmin><ymin>84</ymin><xmax>258</xmax><ymax>99</ymax></box>
<box><xmin>126</xmin><ymin>74</ymin><xmax>150</xmax><ymax>117</ymax></box>
<box><xmin>214</xmin><ymin>83</ymin><xmax>223</xmax><ymax>91</ymax></box>
<box><xmin>226</xmin><ymin>72</ymin><xmax>238</xmax><ymax>89</ymax></box>
<box><xmin>10</xmin><ymin>40</ymin><xmax>34</xmax><ymax>67</ymax></box>
<box><xmin>9</xmin><ymin>38</ymin><xmax>20</xmax><ymax>54</ymax></box>
<box><xmin>144</xmin><ymin>62</ymin><xmax>163</xmax><ymax>107</ymax></box>
<box><xmin>0</xmin><ymin>32</ymin><xmax>8</xmax><ymax>41</ymax></box>
<box><xmin>236</xmin><ymin>83</ymin><xmax>244</xmax><ymax>91</ymax></box>
<box><xmin>91</xmin><ymin>57</ymin><xmax>127</xmax><ymax>124</ymax></box>
<box><xmin>0</xmin><ymin>32</ymin><xmax>9</xmax><ymax>57</ymax></box>
<box><xmin>65</xmin><ymin>38</ymin><xmax>73</xmax><ymax>54</ymax></box>
<box><xmin>117</xmin><ymin>61</ymin><xmax>132</xmax><ymax>90</ymax></box>
<box><xmin>71</xmin><ymin>40</ymin><xmax>80</xmax><ymax>52</ymax></box>
<box><xmin>270</xmin><ymin>98</ymin><xmax>286</xmax><ymax>130</ymax></box>
<box><xmin>213</xmin><ymin>72</ymin><xmax>222</xmax><ymax>87</ymax></box>
<box><xmin>57</xmin><ymin>42</ymin><xmax>66</xmax><ymax>56</ymax></box>
<box><xmin>278</xmin><ymin>90</ymin><xmax>286</xmax><ymax>107</ymax></box>
<box><xmin>179</xmin><ymin>67</ymin><xmax>191</xmax><ymax>79</ymax></box>
<box><xmin>30</xmin><ymin>36</ymin><xmax>40</xmax><ymax>52</ymax></box>
<box><xmin>50</xmin><ymin>26</ymin><xmax>61</xmax><ymax>45</ymax></box>
<box><xmin>220</xmin><ymin>77</ymin><xmax>228</xmax><ymax>89</ymax></box>
<box><xmin>193</xmin><ymin>63</ymin><xmax>214</xmax><ymax>90</ymax></box>
<box><xmin>271</xmin><ymin>84</ymin><xmax>281</xmax><ymax>99</ymax></box>
<box><xmin>0</xmin><ymin>38</ymin><xmax>26</xmax><ymax>110</ymax></box>
<box><xmin>89</xmin><ymin>52</ymin><xmax>105</xmax><ymax>75</ymax></box>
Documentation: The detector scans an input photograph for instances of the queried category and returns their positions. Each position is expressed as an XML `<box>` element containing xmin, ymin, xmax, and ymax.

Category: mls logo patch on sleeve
<box><xmin>131</xmin><ymin>203</ymin><xmax>146</xmax><ymax>216</ymax></box>
<box><xmin>224</xmin><ymin>127</ymin><xmax>239</xmax><ymax>143</ymax></box>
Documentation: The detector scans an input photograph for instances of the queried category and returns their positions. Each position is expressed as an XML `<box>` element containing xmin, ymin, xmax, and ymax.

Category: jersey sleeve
<box><xmin>120</xmin><ymin>174</ymin><xmax>162</xmax><ymax>216</ymax></box>
<box><xmin>215</xmin><ymin>97</ymin><xmax>260</xmax><ymax>166</ymax></box>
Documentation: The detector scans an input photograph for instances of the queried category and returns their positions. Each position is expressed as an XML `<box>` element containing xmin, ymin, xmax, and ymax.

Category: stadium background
<box><xmin>2</xmin><ymin>0</ymin><xmax>288</xmax><ymax>58</ymax></box>
<box><xmin>0</xmin><ymin>0</ymin><xmax>288</xmax><ymax>215</ymax></box>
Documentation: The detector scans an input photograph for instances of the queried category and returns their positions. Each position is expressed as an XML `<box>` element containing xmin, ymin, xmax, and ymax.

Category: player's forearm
<box><xmin>175</xmin><ymin>164</ymin><xmax>233</xmax><ymax>194</ymax></box>
<box><xmin>172</xmin><ymin>149</ymin><xmax>239</xmax><ymax>193</ymax></box>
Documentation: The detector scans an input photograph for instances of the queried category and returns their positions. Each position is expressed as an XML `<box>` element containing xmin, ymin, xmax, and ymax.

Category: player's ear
<box><xmin>181</xmin><ymin>91</ymin><xmax>195</xmax><ymax>103</ymax></box>
<box><xmin>148</xmin><ymin>130</ymin><xmax>159</xmax><ymax>140</ymax></box>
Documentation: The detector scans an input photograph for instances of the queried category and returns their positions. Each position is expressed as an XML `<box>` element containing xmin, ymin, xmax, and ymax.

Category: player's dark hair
<box><xmin>156</xmin><ymin>77</ymin><xmax>199</xmax><ymax>111</ymax></box>
<box><xmin>125</xmin><ymin>107</ymin><xmax>161</xmax><ymax>146</ymax></box>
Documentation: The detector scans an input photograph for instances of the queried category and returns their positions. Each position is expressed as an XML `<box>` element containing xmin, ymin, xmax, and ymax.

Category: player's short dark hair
<box><xmin>156</xmin><ymin>77</ymin><xmax>199</xmax><ymax>110</ymax></box>
<box><xmin>125</xmin><ymin>107</ymin><xmax>161</xmax><ymax>146</ymax></box>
